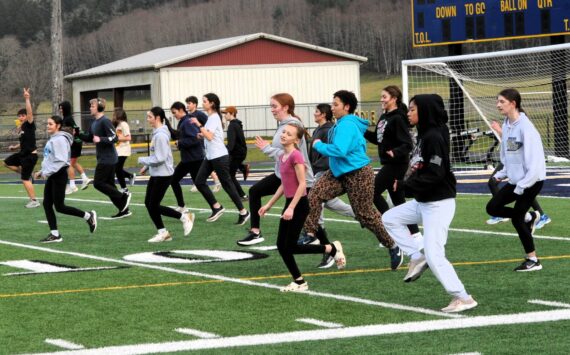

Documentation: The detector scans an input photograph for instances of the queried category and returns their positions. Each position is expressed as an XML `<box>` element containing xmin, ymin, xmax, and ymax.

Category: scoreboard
<box><xmin>412</xmin><ymin>0</ymin><xmax>570</xmax><ymax>47</ymax></box>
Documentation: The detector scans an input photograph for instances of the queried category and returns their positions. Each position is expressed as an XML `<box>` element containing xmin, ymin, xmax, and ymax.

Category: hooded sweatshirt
<box><xmin>494</xmin><ymin>112</ymin><xmax>546</xmax><ymax>195</ymax></box>
<box><xmin>226</xmin><ymin>119</ymin><xmax>247</xmax><ymax>160</ymax></box>
<box><xmin>176</xmin><ymin>115</ymin><xmax>205</xmax><ymax>162</ymax></box>
<box><xmin>137</xmin><ymin>125</ymin><xmax>174</xmax><ymax>177</ymax></box>
<box><xmin>40</xmin><ymin>131</ymin><xmax>73</xmax><ymax>178</ymax></box>
<box><xmin>309</xmin><ymin>121</ymin><xmax>334</xmax><ymax>174</ymax></box>
<box><xmin>399</xmin><ymin>94</ymin><xmax>456</xmax><ymax>202</ymax></box>
<box><xmin>261</xmin><ymin>116</ymin><xmax>314</xmax><ymax>187</ymax></box>
<box><xmin>313</xmin><ymin>114</ymin><xmax>370</xmax><ymax>177</ymax></box>
<box><xmin>364</xmin><ymin>107</ymin><xmax>413</xmax><ymax>165</ymax></box>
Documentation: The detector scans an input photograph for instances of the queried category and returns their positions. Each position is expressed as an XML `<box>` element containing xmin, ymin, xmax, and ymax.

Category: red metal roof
<box><xmin>167</xmin><ymin>38</ymin><xmax>348</xmax><ymax>67</ymax></box>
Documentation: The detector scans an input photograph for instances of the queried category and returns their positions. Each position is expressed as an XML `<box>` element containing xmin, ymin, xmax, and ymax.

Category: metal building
<box><xmin>65</xmin><ymin>32</ymin><xmax>367</xmax><ymax>135</ymax></box>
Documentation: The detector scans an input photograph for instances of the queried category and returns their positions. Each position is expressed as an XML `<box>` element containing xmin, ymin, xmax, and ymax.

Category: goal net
<box><xmin>402</xmin><ymin>43</ymin><xmax>570</xmax><ymax>170</ymax></box>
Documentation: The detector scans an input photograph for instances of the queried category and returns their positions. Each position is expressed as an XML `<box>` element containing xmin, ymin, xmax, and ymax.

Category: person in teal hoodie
<box><xmin>304</xmin><ymin>90</ymin><xmax>403</xmax><ymax>270</ymax></box>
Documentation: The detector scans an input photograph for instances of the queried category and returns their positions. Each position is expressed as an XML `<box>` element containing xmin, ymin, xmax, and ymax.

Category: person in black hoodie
<box><xmin>364</xmin><ymin>86</ymin><xmax>420</xmax><ymax>238</ymax></box>
<box><xmin>59</xmin><ymin>101</ymin><xmax>92</xmax><ymax>193</ymax></box>
<box><xmin>382</xmin><ymin>94</ymin><xmax>477</xmax><ymax>313</ymax></box>
<box><xmin>223</xmin><ymin>106</ymin><xmax>249</xmax><ymax>199</ymax></box>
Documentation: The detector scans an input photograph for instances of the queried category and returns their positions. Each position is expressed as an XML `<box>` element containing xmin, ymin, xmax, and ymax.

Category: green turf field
<box><xmin>0</xmin><ymin>182</ymin><xmax>569</xmax><ymax>354</ymax></box>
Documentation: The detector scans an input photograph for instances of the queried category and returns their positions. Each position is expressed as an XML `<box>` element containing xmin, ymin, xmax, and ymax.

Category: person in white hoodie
<box><xmin>34</xmin><ymin>115</ymin><xmax>97</xmax><ymax>243</ymax></box>
<box><xmin>138</xmin><ymin>107</ymin><xmax>195</xmax><ymax>243</ymax></box>
<box><xmin>486</xmin><ymin>88</ymin><xmax>546</xmax><ymax>272</ymax></box>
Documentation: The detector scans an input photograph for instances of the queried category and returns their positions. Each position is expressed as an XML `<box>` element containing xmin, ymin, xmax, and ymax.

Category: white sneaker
<box><xmin>181</xmin><ymin>212</ymin><xmax>195</xmax><ymax>236</ymax></box>
<box><xmin>404</xmin><ymin>255</ymin><xmax>429</xmax><ymax>282</ymax></box>
<box><xmin>81</xmin><ymin>178</ymin><xmax>92</xmax><ymax>190</ymax></box>
<box><xmin>280</xmin><ymin>281</ymin><xmax>309</xmax><ymax>293</ymax></box>
<box><xmin>174</xmin><ymin>206</ymin><xmax>187</xmax><ymax>213</ymax></box>
<box><xmin>212</xmin><ymin>181</ymin><xmax>221</xmax><ymax>193</ymax></box>
<box><xmin>119</xmin><ymin>187</ymin><xmax>129</xmax><ymax>194</ymax></box>
<box><xmin>130</xmin><ymin>173</ymin><xmax>136</xmax><ymax>187</ymax></box>
<box><xmin>190</xmin><ymin>185</ymin><xmax>198</xmax><ymax>192</ymax></box>
<box><xmin>65</xmin><ymin>186</ymin><xmax>78</xmax><ymax>195</ymax></box>
<box><xmin>25</xmin><ymin>200</ymin><xmax>40</xmax><ymax>208</ymax></box>
<box><xmin>332</xmin><ymin>241</ymin><xmax>346</xmax><ymax>270</ymax></box>
<box><xmin>148</xmin><ymin>231</ymin><xmax>172</xmax><ymax>243</ymax></box>
<box><xmin>441</xmin><ymin>296</ymin><xmax>478</xmax><ymax>313</ymax></box>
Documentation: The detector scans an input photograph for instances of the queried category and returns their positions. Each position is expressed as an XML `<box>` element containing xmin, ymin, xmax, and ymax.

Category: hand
<box><xmin>491</xmin><ymin>120</ymin><xmax>502</xmax><ymax>133</ymax></box>
<box><xmin>190</xmin><ymin>117</ymin><xmax>200</xmax><ymax>126</ymax></box>
<box><xmin>258</xmin><ymin>205</ymin><xmax>269</xmax><ymax>217</ymax></box>
<box><xmin>34</xmin><ymin>171</ymin><xmax>42</xmax><ymax>180</ymax></box>
<box><xmin>197</xmin><ymin>133</ymin><xmax>204</xmax><ymax>139</ymax></box>
<box><xmin>139</xmin><ymin>168</ymin><xmax>146</xmax><ymax>176</ymax></box>
<box><xmin>23</xmin><ymin>88</ymin><xmax>30</xmax><ymax>99</ymax></box>
<box><xmin>312</xmin><ymin>139</ymin><xmax>321</xmax><ymax>147</ymax></box>
<box><xmin>393</xmin><ymin>179</ymin><xmax>398</xmax><ymax>191</ymax></box>
<box><xmin>255</xmin><ymin>136</ymin><xmax>268</xmax><ymax>150</ymax></box>
<box><xmin>386</xmin><ymin>150</ymin><xmax>394</xmax><ymax>158</ymax></box>
<box><xmin>93</xmin><ymin>135</ymin><xmax>101</xmax><ymax>143</ymax></box>
<box><xmin>281</xmin><ymin>207</ymin><xmax>294</xmax><ymax>220</ymax></box>
<box><xmin>8</xmin><ymin>145</ymin><xmax>16</xmax><ymax>151</ymax></box>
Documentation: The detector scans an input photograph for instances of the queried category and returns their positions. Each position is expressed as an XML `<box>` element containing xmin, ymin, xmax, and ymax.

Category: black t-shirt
<box><xmin>19</xmin><ymin>121</ymin><xmax>37</xmax><ymax>155</ymax></box>
<box><xmin>62</xmin><ymin>115</ymin><xmax>82</xmax><ymax>144</ymax></box>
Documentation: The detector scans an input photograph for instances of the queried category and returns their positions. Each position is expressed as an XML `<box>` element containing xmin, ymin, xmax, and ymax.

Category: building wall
<box><xmin>160</xmin><ymin>61</ymin><xmax>361</xmax><ymax>135</ymax></box>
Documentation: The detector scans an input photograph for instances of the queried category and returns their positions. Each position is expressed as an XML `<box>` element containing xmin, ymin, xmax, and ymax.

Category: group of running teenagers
<box><xmin>5</xmin><ymin>85</ymin><xmax>549</xmax><ymax>313</ymax></box>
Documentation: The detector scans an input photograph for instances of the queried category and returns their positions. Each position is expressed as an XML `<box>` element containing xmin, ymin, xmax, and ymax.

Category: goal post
<box><xmin>402</xmin><ymin>43</ymin><xmax>570</xmax><ymax>168</ymax></box>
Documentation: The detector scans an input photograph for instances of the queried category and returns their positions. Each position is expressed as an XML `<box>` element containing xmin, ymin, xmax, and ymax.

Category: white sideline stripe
<box><xmin>0</xmin><ymin>239</ymin><xmax>459</xmax><ymax>319</ymax></box>
<box><xmin>528</xmin><ymin>299</ymin><xmax>570</xmax><ymax>308</ymax></box>
<box><xmin>27</xmin><ymin>309</ymin><xmax>570</xmax><ymax>354</ymax></box>
<box><xmin>175</xmin><ymin>328</ymin><xmax>220</xmax><ymax>339</ymax></box>
<box><xmin>296</xmin><ymin>318</ymin><xmax>343</xmax><ymax>328</ymax></box>
<box><xmin>44</xmin><ymin>339</ymin><xmax>84</xmax><ymax>350</ymax></box>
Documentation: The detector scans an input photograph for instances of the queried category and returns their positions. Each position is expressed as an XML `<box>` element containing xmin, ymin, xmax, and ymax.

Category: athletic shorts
<box><xmin>70</xmin><ymin>141</ymin><xmax>83</xmax><ymax>159</ymax></box>
<box><xmin>5</xmin><ymin>153</ymin><xmax>38</xmax><ymax>180</ymax></box>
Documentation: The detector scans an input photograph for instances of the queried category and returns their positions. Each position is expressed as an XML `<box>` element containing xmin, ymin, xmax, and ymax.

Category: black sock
<box><xmin>329</xmin><ymin>244</ymin><xmax>337</xmax><ymax>257</ymax></box>
<box><xmin>294</xmin><ymin>279</ymin><xmax>305</xmax><ymax>285</ymax></box>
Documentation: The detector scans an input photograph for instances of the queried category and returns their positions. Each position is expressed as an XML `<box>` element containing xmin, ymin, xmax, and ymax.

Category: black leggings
<box><xmin>486</xmin><ymin>181</ymin><xmax>544</xmax><ymax>254</ymax></box>
<box><xmin>277</xmin><ymin>197</ymin><xmax>325</xmax><ymax>280</ymax></box>
<box><xmin>171</xmin><ymin>160</ymin><xmax>202</xmax><ymax>208</ymax></box>
<box><xmin>195</xmin><ymin>155</ymin><xmax>244</xmax><ymax>210</ymax></box>
<box><xmin>94</xmin><ymin>163</ymin><xmax>124</xmax><ymax>209</ymax></box>
<box><xmin>374</xmin><ymin>164</ymin><xmax>420</xmax><ymax>235</ymax></box>
<box><xmin>43</xmin><ymin>167</ymin><xmax>85</xmax><ymax>230</ymax></box>
<box><xmin>145</xmin><ymin>176</ymin><xmax>182</xmax><ymax>230</ymax></box>
<box><xmin>115</xmin><ymin>156</ymin><xmax>133</xmax><ymax>189</ymax></box>
<box><xmin>488</xmin><ymin>163</ymin><xmax>543</xmax><ymax>214</ymax></box>
<box><xmin>248</xmin><ymin>173</ymin><xmax>281</xmax><ymax>229</ymax></box>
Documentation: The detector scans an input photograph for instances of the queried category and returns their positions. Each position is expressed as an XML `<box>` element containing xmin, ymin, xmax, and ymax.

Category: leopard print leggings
<box><xmin>304</xmin><ymin>165</ymin><xmax>395</xmax><ymax>248</ymax></box>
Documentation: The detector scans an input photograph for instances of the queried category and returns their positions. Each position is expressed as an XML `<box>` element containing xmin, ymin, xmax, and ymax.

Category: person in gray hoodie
<box><xmin>236</xmin><ymin>93</ymin><xmax>314</xmax><ymax>246</ymax></box>
<box><xmin>486</xmin><ymin>88</ymin><xmax>546</xmax><ymax>272</ymax></box>
<box><xmin>138</xmin><ymin>107</ymin><xmax>195</xmax><ymax>243</ymax></box>
<box><xmin>35</xmin><ymin>115</ymin><xmax>97</xmax><ymax>243</ymax></box>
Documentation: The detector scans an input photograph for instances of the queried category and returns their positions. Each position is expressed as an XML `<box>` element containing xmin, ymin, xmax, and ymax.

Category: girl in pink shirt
<box><xmin>259</xmin><ymin>123</ymin><xmax>345</xmax><ymax>292</ymax></box>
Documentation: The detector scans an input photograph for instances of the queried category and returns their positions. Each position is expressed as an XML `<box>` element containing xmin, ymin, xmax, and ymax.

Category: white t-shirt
<box><xmin>204</xmin><ymin>113</ymin><xmax>228</xmax><ymax>160</ymax></box>
<box><xmin>116</xmin><ymin>121</ymin><xmax>131</xmax><ymax>156</ymax></box>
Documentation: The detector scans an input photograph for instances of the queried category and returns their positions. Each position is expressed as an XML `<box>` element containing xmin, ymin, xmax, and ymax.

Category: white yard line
<box><xmin>528</xmin><ymin>299</ymin><xmax>570</xmax><ymax>308</ymax></box>
<box><xmin>26</xmin><ymin>308</ymin><xmax>570</xmax><ymax>354</ymax></box>
<box><xmin>0</xmin><ymin>239</ymin><xmax>460</xmax><ymax>319</ymax></box>
<box><xmin>174</xmin><ymin>328</ymin><xmax>219</xmax><ymax>339</ymax></box>
<box><xmin>44</xmin><ymin>339</ymin><xmax>84</xmax><ymax>350</ymax></box>
<box><xmin>296</xmin><ymin>318</ymin><xmax>343</xmax><ymax>328</ymax></box>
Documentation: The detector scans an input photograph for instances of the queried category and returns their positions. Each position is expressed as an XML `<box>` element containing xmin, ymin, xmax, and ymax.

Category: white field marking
<box><xmin>3</xmin><ymin>266</ymin><xmax>120</xmax><ymax>276</ymax></box>
<box><xmin>248</xmin><ymin>246</ymin><xmax>278</xmax><ymax>251</ymax></box>
<box><xmin>449</xmin><ymin>353</ymin><xmax>481</xmax><ymax>355</ymax></box>
<box><xmin>44</xmin><ymin>339</ymin><xmax>84</xmax><ymax>350</ymax></box>
<box><xmin>175</xmin><ymin>328</ymin><xmax>220</xmax><ymax>339</ymax></box>
<box><xmin>557</xmin><ymin>183</ymin><xmax>570</xmax><ymax>187</ymax></box>
<box><xmin>26</xmin><ymin>308</ymin><xmax>570</xmax><ymax>354</ymax></box>
<box><xmin>38</xmin><ymin>220</ymin><xmax>49</xmax><ymax>224</ymax></box>
<box><xmin>296</xmin><ymin>318</ymin><xmax>343</xmax><ymax>328</ymax></box>
<box><xmin>0</xmin><ymin>239</ymin><xmax>459</xmax><ymax>319</ymax></box>
<box><xmin>528</xmin><ymin>299</ymin><xmax>570</xmax><ymax>308</ymax></box>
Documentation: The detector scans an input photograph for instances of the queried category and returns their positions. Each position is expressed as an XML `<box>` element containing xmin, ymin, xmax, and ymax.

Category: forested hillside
<box><xmin>0</xmin><ymin>0</ymin><xmax>555</xmax><ymax>111</ymax></box>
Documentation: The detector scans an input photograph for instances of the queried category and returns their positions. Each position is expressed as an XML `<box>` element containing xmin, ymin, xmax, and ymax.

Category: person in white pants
<box><xmin>382</xmin><ymin>94</ymin><xmax>477</xmax><ymax>313</ymax></box>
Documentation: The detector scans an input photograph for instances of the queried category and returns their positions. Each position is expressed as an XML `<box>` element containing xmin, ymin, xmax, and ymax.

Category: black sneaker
<box><xmin>120</xmin><ymin>192</ymin><xmax>132</xmax><ymax>212</ymax></box>
<box><xmin>514</xmin><ymin>258</ymin><xmax>542</xmax><ymax>272</ymax></box>
<box><xmin>236</xmin><ymin>211</ymin><xmax>250</xmax><ymax>226</ymax></box>
<box><xmin>317</xmin><ymin>253</ymin><xmax>335</xmax><ymax>269</ymax></box>
<box><xmin>526</xmin><ymin>211</ymin><xmax>540</xmax><ymax>235</ymax></box>
<box><xmin>237</xmin><ymin>231</ymin><xmax>265</xmax><ymax>246</ymax></box>
<box><xmin>388</xmin><ymin>246</ymin><xmax>404</xmax><ymax>270</ymax></box>
<box><xmin>297</xmin><ymin>232</ymin><xmax>319</xmax><ymax>246</ymax></box>
<box><xmin>206</xmin><ymin>206</ymin><xmax>225</xmax><ymax>222</ymax></box>
<box><xmin>87</xmin><ymin>210</ymin><xmax>97</xmax><ymax>233</ymax></box>
<box><xmin>109</xmin><ymin>209</ymin><xmax>132</xmax><ymax>219</ymax></box>
<box><xmin>40</xmin><ymin>233</ymin><xmax>62</xmax><ymax>243</ymax></box>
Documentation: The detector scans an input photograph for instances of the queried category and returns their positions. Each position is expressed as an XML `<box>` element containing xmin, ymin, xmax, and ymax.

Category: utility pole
<box><xmin>51</xmin><ymin>0</ymin><xmax>63</xmax><ymax>114</ymax></box>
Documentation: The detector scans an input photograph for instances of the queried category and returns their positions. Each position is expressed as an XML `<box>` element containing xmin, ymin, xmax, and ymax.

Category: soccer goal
<box><xmin>402</xmin><ymin>43</ymin><xmax>570</xmax><ymax>169</ymax></box>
